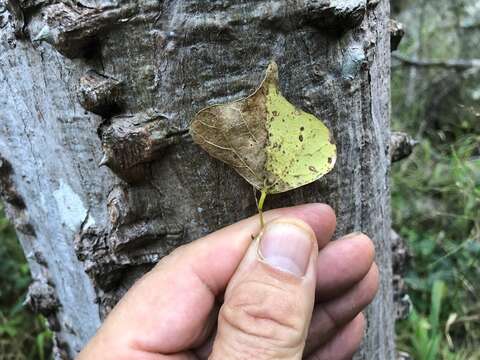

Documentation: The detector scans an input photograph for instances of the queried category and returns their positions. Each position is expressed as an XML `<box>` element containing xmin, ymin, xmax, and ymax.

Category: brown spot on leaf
<box><xmin>299</xmin><ymin>134</ymin><xmax>304</xmax><ymax>142</ymax></box>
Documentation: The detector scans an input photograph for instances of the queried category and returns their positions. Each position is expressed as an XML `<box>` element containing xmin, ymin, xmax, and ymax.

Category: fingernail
<box><xmin>259</xmin><ymin>221</ymin><xmax>313</xmax><ymax>277</ymax></box>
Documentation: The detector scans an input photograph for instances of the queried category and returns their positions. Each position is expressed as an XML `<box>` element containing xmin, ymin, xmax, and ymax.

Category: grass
<box><xmin>392</xmin><ymin>0</ymin><xmax>480</xmax><ymax>356</ymax></box>
<box><xmin>393</xmin><ymin>133</ymin><xmax>480</xmax><ymax>358</ymax></box>
<box><xmin>0</xmin><ymin>206</ymin><xmax>52</xmax><ymax>360</ymax></box>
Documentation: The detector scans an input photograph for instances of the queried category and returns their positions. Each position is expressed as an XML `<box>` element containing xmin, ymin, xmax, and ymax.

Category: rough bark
<box><xmin>390</xmin><ymin>131</ymin><xmax>417</xmax><ymax>163</ymax></box>
<box><xmin>0</xmin><ymin>0</ymin><xmax>394</xmax><ymax>358</ymax></box>
<box><xmin>389</xmin><ymin>19</ymin><xmax>404</xmax><ymax>52</ymax></box>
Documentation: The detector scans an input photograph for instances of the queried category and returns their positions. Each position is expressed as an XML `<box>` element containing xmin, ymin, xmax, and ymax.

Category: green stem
<box><xmin>257</xmin><ymin>189</ymin><xmax>267</xmax><ymax>228</ymax></box>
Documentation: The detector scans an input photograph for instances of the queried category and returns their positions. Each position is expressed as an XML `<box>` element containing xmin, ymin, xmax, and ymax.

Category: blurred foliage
<box><xmin>401</xmin><ymin>280</ymin><xmax>447</xmax><ymax>360</ymax></box>
<box><xmin>0</xmin><ymin>205</ymin><xmax>52</xmax><ymax>360</ymax></box>
<box><xmin>392</xmin><ymin>0</ymin><xmax>480</xmax><ymax>358</ymax></box>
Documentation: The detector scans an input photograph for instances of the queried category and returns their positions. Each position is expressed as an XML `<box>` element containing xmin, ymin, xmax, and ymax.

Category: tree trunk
<box><xmin>0</xmin><ymin>0</ymin><xmax>394</xmax><ymax>358</ymax></box>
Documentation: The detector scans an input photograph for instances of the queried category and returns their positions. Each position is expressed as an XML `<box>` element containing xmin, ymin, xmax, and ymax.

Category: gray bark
<box><xmin>0</xmin><ymin>0</ymin><xmax>395</xmax><ymax>358</ymax></box>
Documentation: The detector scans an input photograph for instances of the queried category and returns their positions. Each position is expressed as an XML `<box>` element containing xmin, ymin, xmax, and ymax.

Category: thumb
<box><xmin>210</xmin><ymin>218</ymin><xmax>318</xmax><ymax>360</ymax></box>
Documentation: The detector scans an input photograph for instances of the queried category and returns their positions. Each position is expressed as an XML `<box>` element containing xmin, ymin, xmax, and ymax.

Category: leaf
<box><xmin>190</xmin><ymin>61</ymin><xmax>336</xmax><ymax>194</ymax></box>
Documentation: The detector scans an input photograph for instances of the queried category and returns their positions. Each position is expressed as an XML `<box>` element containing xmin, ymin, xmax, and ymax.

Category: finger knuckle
<box><xmin>220</xmin><ymin>279</ymin><xmax>306</xmax><ymax>350</ymax></box>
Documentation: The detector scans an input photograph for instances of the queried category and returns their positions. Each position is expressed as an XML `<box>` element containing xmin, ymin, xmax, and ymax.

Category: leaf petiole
<box><xmin>257</xmin><ymin>189</ymin><xmax>267</xmax><ymax>228</ymax></box>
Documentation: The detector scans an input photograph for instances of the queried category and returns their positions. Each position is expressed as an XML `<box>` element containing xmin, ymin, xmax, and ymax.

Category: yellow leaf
<box><xmin>190</xmin><ymin>61</ymin><xmax>336</xmax><ymax>195</ymax></box>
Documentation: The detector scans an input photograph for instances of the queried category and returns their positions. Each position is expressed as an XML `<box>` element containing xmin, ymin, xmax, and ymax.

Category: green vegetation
<box><xmin>400</xmin><ymin>280</ymin><xmax>447</xmax><ymax>360</ymax></box>
<box><xmin>0</xmin><ymin>206</ymin><xmax>52</xmax><ymax>359</ymax></box>
<box><xmin>392</xmin><ymin>1</ymin><xmax>480</xmax><ymax>356</ymax></box>
<box><xmin>393</xmin><ymin>132</ymin><xmax>480</xmax><ymax>359</ymax></box>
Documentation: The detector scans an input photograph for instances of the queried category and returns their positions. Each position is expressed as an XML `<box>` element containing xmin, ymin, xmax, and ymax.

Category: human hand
<box><xmin>78</xmin><ymin>203</ymin><xmax>379</xmax><ymax>360</ymax></box>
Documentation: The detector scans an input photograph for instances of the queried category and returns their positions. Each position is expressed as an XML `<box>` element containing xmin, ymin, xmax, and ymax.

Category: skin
<box><xmin>78</xmin><ymin>203</ymin><xmax>379</xmax><ymax>360</ymax></box>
